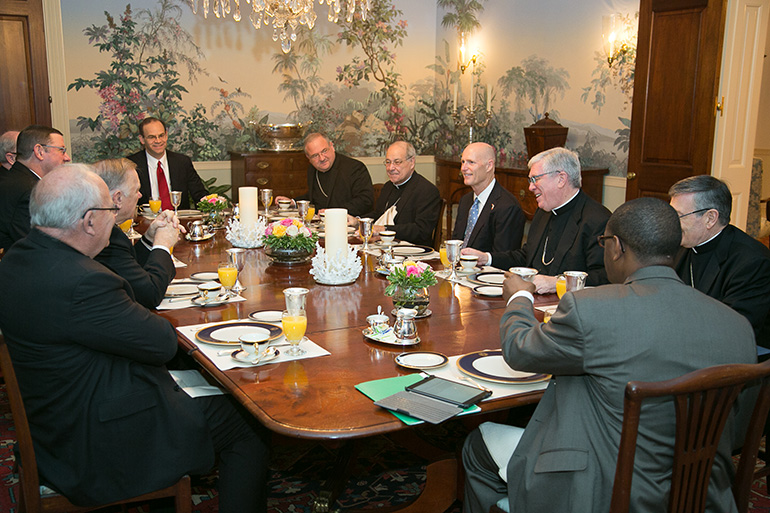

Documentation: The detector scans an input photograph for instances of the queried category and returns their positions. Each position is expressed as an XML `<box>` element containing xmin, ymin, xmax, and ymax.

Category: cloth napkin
<box><xmin>176</xmin><ymin>320</ymin><xmax>331</xmax><ymax>371</ymax></box>
<box><xmin>374</xmin><ymin>204</ymin><xmax>398</xmax><ymax>227</ymax></box>
<box><xmin>171</xmin><ymin>254</ymin><xmax>187</xmax><ymax>268</ymax></box>
<box><xmin>157</xmin><ymin>294</ymin><xmax>246</xmax><ymax>310</ymax></box>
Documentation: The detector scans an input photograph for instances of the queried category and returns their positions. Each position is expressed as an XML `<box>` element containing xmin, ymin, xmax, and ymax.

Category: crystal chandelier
<box><xmin>189</xmin><ymin>0</ymin><xmax>371</xmax><ymax>53</ymax></box>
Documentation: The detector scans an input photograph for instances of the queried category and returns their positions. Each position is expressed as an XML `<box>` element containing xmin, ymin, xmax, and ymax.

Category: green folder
<box><xmin>356</xmin><ymin>373</ymin><xmax>480</xmax><ymax>425</ymax></box>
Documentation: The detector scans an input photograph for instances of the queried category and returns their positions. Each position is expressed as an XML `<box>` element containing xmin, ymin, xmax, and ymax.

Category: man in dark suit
<box><xmin>462</xmin><ymin>198</ymin><xmax>757</xmax><ymax>513</ymax></box>
<box><xmin>93</xmin><ymin>158</ymin><xmax>181</xmax><ymax>308</ymax></box>
<box><xmin>0</xmin><ymin>125</ymin><xmax>71</xmax><ymax>250</ymax></box>
<box><xmin>669</xmin><ymin>175</ymin><xmax>770</xmax><ymax>348</ymax></box>
<box><xmin>463</xmin><ymin>147</ymin><xmax>611</xmax><ymax>293</ymax></box>
<box><xmin>127</xmin><ymin>117</ymin><xmax>208</xmax><ymax>210</ymax></box>
<box><xmin>0</xmin><ymin>165</ymin><xmax>269</xmax><ymax>512</ymax></box>
<box><xmin>276</xmin><ymin>132</ymin><xmax>374</xmax><ymax>216</ymax></box>
<box><xmin>452</xmin><ymin>142</ymin><xmax>525</xmax><ymax>253</ymax></box>
<box><xmin>0</xmin><ymin>130</ymin><xmax>19</xmax><ymax>170</ymax></box>
<box><xmin>357</xmin><ymin>141</ymin><xmax>442</xmax><ymax>247</ymax></box>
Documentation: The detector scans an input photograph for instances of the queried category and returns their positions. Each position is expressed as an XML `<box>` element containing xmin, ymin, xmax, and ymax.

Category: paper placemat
<box><xmin>177</xmin><ymin>320</ymin><xmax>330</xmax><ymax>371</ymax></box>
<box><xmin>157</xmin><ymin>294</ymin><xmax>246</xmax><ymax>310</ymax></box>
<box><xmin>426</xmin><ymin>354</ymin><xmax>549</xmax><ymax>400</ymax></box>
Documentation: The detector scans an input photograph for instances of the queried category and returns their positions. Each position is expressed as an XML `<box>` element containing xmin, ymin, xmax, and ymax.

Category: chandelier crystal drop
<box><xmin>189</xmin><ymin>0</ymin><xmax>371</xmax><ymax>53</ymax></box>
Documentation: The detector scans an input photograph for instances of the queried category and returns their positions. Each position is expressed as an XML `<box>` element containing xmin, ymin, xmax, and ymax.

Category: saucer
<box><xmin>191</xmin><ymin>295</ymin><xmax>230</xmax><ymax>307</ymax></box>
<box><xmin>457</xmin><ymin>266</ymin><xmax>481</xmax><ymax>275</ymax></box>
<box><xmin>186</xmin><ymin>232</ymin><xmax>214</xmax><ymax>242</ymax></box>
<box><xmin>391</xmin><ymin>308</ymin><xmax>432</xmax><ymax>319</ymax></box>
<box><xmin>230</xmin><ymin>348</ymin><xmax>280</xmax><ymax>365</ymax></box>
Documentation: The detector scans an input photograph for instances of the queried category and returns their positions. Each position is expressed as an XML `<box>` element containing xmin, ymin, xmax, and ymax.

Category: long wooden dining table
<box><xmin>153</xmin><ymin>219</ymin><xmax>555</xmax><ymax>512</ymax></box>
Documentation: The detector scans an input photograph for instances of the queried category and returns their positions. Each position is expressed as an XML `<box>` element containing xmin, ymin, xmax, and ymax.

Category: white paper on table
<box><xmin>157</xmin><ymin>294</ymin><xmax>246</xmax><ymax>310</ymax></box>
<box><xmin>169</xmin><ymin>369</ymin><xmax>226</xmax><ymax>398</ymax></box>
<box><xmin>176</xmin><ymin>320</ymin><xmax>331</xmax><ymax>371</ymax></box>
<box><xmin>171</xmin><ymin>254</ymin><xmax>187</xmax><ymax>268</ymax></box>
<box><xmin>427</xmin><ymin>354</ymin><xmax>549</xmax><ymax>401</ymax></box>
<box><xmin>374</xmin><ymin>204</ymin><xmax>398</xmax><ymax>227</ymax></box>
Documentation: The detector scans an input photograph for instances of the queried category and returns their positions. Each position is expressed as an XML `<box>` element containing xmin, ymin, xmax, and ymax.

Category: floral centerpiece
<box><xmin>384</xmin><ymin>261</ymin><xmax>438</xmax><ymax>315</ymax></box>
<box><xmin>196</xmin><ymin>194</ymin><xmax>229</xmax><ymax>228</ymax></box>
<box><xmin>263</xmin><ymin>218</ymin><xmax>319</xmax><ymax>264</ymax></box>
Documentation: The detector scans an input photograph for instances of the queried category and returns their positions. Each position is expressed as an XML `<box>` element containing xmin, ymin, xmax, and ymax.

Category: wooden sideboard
<box><xmin>230</xmin><ymin>150</ymin><xmax>310</xmax><ymax>202</ymax></box>
<box><xmin>435</xmin><ymin>157</ymin><xmax>609</xmax><ymax>220</ymax></box>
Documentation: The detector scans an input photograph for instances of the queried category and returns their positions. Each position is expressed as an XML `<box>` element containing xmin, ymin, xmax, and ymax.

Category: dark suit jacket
<box><xmin>490</xmin><ymin>190</ymin><xmax>611</xmax><ymax>286</ymax></box>
<box><xmin>499</xmin><ymin>266</ymin><xmax>756</xmax><ymax>512</ymax></box>
<box><xmin>297</xmin><ymin>153</ymin><xmax>374</xmax><ymax>216</ymax></box>
<box><xmin>127</xmin><ymin>150</ymin><xmax>208</xmax><ymax>209</ymax></box>
<box><xmin>673</xmin><ymin>224</ymin><xmax>770</xmax><ymax>348</ymax></box>
<box><xmin>95</xmin><ymin>225</ymin><xmax>175</xmax><ymax>308</ymax></box>
<box><xmin>451</xmin><ymin>180</ymin><xmax>525</xmax><ymax>253</ymax></box>
<box><xmin>363</xmin><ymin>172</ymin><xmax>441</xmax><ymax>247</ymax></box>
<box><xmin>0</xmin><ymin>161</ymin><xmax>39</xmax><ymax>250</ymax></box>
<box><xmin>0</xmin><ymin>229</ymin><xmax>214</xmax><ymax>506</ymax></box>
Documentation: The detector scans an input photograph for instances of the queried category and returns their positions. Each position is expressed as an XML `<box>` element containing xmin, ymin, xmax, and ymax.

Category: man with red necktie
<box><xmin>127</xmin><ymin>117</ymin><xmax>208</xmax><ymax>210</ymax></box>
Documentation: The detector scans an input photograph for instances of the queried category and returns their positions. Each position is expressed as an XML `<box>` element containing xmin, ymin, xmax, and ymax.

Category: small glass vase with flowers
<box><xmin>196</xmin><ymin>193</ymin><xmax>229</xmax><ymax>228</ymax></box>
<box><xmin>384</xmin><ymin>261</ymin><xmax>438</xmax><ymax>315</ymax></box>
<box><xmin>263</xmin><ymin>218</ymin><xmax>319</xmax><ymax>264</ymax></box>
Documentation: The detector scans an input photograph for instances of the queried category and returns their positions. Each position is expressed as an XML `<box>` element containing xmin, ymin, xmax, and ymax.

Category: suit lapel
<box><xmin>525</xmin><ymin>210</ymin><xmax>549</xmax><ymax>267</ymax></box>
<box><xmin>468</xmin><ymin>183</ymin><xmax>500</xmax><ymax>245</ymax></box>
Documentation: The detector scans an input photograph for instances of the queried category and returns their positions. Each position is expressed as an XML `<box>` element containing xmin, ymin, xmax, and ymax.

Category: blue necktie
<box><xmin>463</xmin><ymin>198</ymin><xmax>480</xmax><ymax>248</ymax></box>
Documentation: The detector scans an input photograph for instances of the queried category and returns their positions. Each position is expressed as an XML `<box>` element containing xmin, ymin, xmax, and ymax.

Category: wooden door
<box><xmin>0</xmin><ymin>0</ymin><xmax>51</xmax><ymax>133</ymax></box>
<box><xmin>625</xmin><ymin>0</ymin><xmax>728</xmax><ymax>200</ymax></box>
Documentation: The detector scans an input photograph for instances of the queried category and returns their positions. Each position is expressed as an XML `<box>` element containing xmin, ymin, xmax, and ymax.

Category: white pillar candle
<box><xmin>469</xmin><ymin>72</ymin><xmax>474</xmax><ymax>111</ymax></box>
<box><xmin>453</xmin><ymin>82</ymin><xmax>458</xmax><ymax>113</ymax></box>
<box><xmin>239</xmin><ymin>186</ymin><xmax>258</xmax><ymax>229</ymax></box>
<box><xmin>324</xmin><ymin>208</ymin><xmax>348</xmax><ymax>262</ymax></box>
<box><xmin>486</xmin><ymin>85</ymin><xmax>491</xmax><ymax>112</ymax></box>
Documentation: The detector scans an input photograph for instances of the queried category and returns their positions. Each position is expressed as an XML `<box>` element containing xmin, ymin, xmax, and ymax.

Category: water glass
<box><xmin>444</xmin><ymin>240</ymin><xmax>463</xmax><ymax>281</ymax></box>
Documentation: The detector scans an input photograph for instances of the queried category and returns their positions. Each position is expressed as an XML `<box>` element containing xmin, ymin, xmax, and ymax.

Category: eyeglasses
<box><xmin>383</xmin><ymin>156</ymin><xmax>413</xmax><ymax>167</ymax></box>
<box><xmin>527</xmin><ymin>170</ymin><xmax>560</xmax><ymax>184</ymax></box>
<box><xmin>81</xmin><ymin>206</ymin><xmax>120</xmax><ymax>219</ymax></box>
<box><xmin>142</xmin><ymin>133</ymin><xmax>167</xmax><ymax>142</ymax></box>
<box><xmin>677</xmin><ymin>208</ymin><xmax>711</xmax><ymax>219</ymax></box>
<box><xmin>307</xmin><ymin>147</ymin><xmax>330</xmax><ymax>161</ymax></box>
<box><xmin>42</xmin><ymin>144</ymin><xmax>67</xmax><ymax>154</ymax></box>
<box><xmin>597</xmin><ymin>234</ymin><xmax>625</xmax><ymax>253</ymax></box>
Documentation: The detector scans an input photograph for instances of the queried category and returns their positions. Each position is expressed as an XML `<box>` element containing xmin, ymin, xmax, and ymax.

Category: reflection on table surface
<box><xmin>157</xmin><ymin>225</ymin><xmax>553</xmax><ymax>439</ymax></box>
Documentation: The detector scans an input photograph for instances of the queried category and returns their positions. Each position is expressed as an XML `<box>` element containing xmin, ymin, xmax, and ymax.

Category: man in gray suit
<box><xmin>462</xmin><ymin>198</ymin><xmax>757</xmax><ymax>513</ymax></box>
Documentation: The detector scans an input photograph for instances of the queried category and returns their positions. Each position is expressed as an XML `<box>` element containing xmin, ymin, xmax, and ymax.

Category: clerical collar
<box><xmin>551</xmin><ymin>190</ymin><xmax>580</xmax><ymax>216</ymax></box>
<box><xmin>691</xmin><ymin>227</ymin><xmax>725</xmax><ymax>254</ymax></box>
<box><xmin>393</xmin><ymin>172</ymin><xmax>414</xmax><ymax>189</ymax></box>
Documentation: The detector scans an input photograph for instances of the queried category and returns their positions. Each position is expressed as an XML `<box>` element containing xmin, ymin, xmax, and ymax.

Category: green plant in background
<box><xmin>272</xmin><ymin>27</ymin><xmax>334</xmax><ymax>114</ymax></box>
<box><xmin>336</xmin><ymin>0</ymin><xmax>409</xmax><ymax>141</ymax></box>
<box><xmin>68</xmin><ymin>0</ymin><xmax>205</xmax><ymax>161</ymax></box>
<box><xmin>497</xmin><ymin>55</ymin><xmax>570</xmax><ymax>123</ymax></box>
<box><xmin>437</xmin><ymin>0</ymin><xmax>487</xmax><ymax>37</ymax></box>
<box><xmin>202</xmin><ymin>177</ymin><xmax>232</xmax><ymax>202</ymax></box>
<box><xmin>178</xmin><ymin>104</ymin><xmax>222</xmax><ymax>161</ymax></box>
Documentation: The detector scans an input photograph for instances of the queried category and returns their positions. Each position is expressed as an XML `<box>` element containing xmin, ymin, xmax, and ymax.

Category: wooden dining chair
<box><xmin>0</xmin><ymin>336</ymin><xmax>193</xmax><ymax>513</ymax></box>
<box><xmin>489</xmin><ymin>359</ymin><xmax>770</xmax><ymax>513</ymax></box>
<box><xmin>372</xmin><ymin>182</ymin><xmax>384</xmax><ymax>205</ymax></box>
<box><xmin>610</xmin><ymin>360</ymin><xmax>770</xmax><ymax>513</ymax></box>
<box><xmin>433</xmin><ymin>199</ymin><xmax>447</xmax><ymax>250</ymax></box>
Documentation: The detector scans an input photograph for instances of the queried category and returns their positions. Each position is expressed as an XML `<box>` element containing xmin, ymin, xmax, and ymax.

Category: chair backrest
<box><xmin>0</xmin><ymin>335</ymin><xmax>45</xmax><ymax>512</ymax></box>
<box><xmin>433</xmin><ymin>199</ymin><xmax>447</xmax><ymax>250</ymax></box>
<box><xmin>372</xmin><ymin>182</ymin><xmax>385</xmax><ymax>205</ymax></box>
<box><xmin>445</xmin><ymin>186</ymin><xmax>472</xmax><ymax>245</ymax></box>
<box><xmin>609</xmin><ymin>359</ymin><xmax>770</xmax><ymax>513</ymax></box>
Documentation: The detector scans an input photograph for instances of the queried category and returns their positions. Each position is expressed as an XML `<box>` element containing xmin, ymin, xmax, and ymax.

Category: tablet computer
<box><xmin>405</xmin><ymin>375</ymin><xmax>491</xmax><ymax>409</ymax></box>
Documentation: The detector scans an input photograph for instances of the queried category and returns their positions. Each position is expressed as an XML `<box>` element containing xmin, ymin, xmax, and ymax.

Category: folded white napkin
<box><xmin>375</xmin><ymin>204</ymin><xmax>398</xmax><ymax>227</ymax></box>
<box><xmin>171</xmin><ymin>254</ymin><xmax>187</xmax><ymax>268</ymax></box>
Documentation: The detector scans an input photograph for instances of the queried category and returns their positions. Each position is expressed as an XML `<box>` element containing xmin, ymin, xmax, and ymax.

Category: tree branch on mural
<box><xmin>336</xmin><ymin>0</ymin><xmax>408</xmax><ymax>142</ymax></box>
<box><xmin>497</xmin><ymin>55</ymin><xmax>570</xmax><ymax>123</ymax></box>
<box><xmin>437</xmin><ymin>0</ymin><xmax>487</xmax><ymax>36</ymax></box>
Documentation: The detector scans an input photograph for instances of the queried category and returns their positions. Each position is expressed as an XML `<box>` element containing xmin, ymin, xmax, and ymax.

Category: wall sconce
<box><xmin>453</xmin><ymin>32</ymin><xmax>490</xmax><ymax>144</ymax></box>
<box><xmin>458</xmin><ymin>31</ymin><xmax>477</xmax><ymax>74</ymax></box>
<box><xmin>602</xmin><ymin>13</ymin><xmax>633</xmax><ymax>67</ymax></box>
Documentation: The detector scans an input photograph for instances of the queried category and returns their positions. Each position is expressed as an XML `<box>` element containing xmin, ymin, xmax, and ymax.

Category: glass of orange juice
<box><xmin>556</xmin><ymin>275</ymin><xmax>567</xmax><ymax>299</ymax></box>
<box><xmin>282</xmin><ymin>309</ymin><xmax>307</xmax><ymax>356</ymax></box>
<box><xmin>149</xmin><ymin>196</ymin><xmax>162</xmax><ymax>215</ymax></box>
<box><xmin>439</xmin><ymin>242</ymin><xmax>451</xmax><ymax>268</ymax></box>
<box><xmin>305</xmin><ymin>203</ymin><xmax>316</xmax><ymax>223</ymax></box>
<box><xmin>118</xmin><ymin>218</ymin><xmax>133</xmax><ymax>233</ymax></box>
<box><xmin>218</xmin><ymin>262</ymin><xmax>238</xmax><ymax>298</ymax></box>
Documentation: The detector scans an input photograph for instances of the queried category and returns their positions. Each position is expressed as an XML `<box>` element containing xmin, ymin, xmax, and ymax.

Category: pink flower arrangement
<box><xmin>263</xmin><ymin>218</ymin><xmax>318</xmax><ymax>251</ymax></box>
<box><xmin>384</xmin><ymin>260</ymin><xmax>438</xmax><ymax>296</ymax></box>
<box><xmin>196</xmin><ymin>194</ymin><xmax>228</xmax><ymax>213</ymax></box>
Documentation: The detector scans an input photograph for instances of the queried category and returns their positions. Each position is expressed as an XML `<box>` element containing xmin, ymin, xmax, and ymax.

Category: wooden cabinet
<box><xmin>230</xmin><ymin>151</ymin><xmax>310</xmax><ymax>202</ymax></box>
<box><xmin>435</xmin><ymin>157</ymin><xmax>608</xmax><ymax>221</ymax></box>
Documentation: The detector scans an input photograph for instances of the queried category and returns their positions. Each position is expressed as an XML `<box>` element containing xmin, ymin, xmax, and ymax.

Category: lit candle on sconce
<box><xmin>239</xmin><ymin>186</ymin><xmax>258</xmax><ymax>228</ymax></box>
<box><xmin>486</xmin><ymin>85</ymin><xmax>491</xmax><ymax>112</ymax></box>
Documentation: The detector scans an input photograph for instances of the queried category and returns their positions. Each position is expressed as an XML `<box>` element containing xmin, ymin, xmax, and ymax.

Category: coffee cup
<box><xmin>379</xmin><ymin>230</ymin><xmax>396</xmax><ymax>244</ymax></box>
<box><xmin>277</xmin><ymin>199</ymin><xmax>292</xmax><ymax>211</ymax></box>
<box><xmin>197</xmin><ymin>281</ymin><xmax>222</xmax><ymax>300</ymax></box>
<box><xmin>239</xmin><ymin>332</ymin><xmax>270</xmax><ymax>357</ymax></box>
<box><xmin>564</xmin><ymin>270</ymin><xmax>588</xmax><ymax>292</ymax></box>
<box><xmin>460</xmin><ymin>254</ymin><xmax>479</xmax><ymax>271</ymax></box>
<box><xmin>366</xmin><ymin>314</ymin><xmax>390</xmax><ymax>334</ymax></box>
<box><xmin>509</xmin><ymin>267</ymin><xmax>538</xmax><ymax>282</ymax></box>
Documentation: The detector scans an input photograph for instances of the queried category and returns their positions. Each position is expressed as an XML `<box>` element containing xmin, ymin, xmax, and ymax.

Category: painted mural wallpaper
<box><xmin>63</xmin><ymin>0</ymin><xmax>638</xmax><ymax>176</ymax></box>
